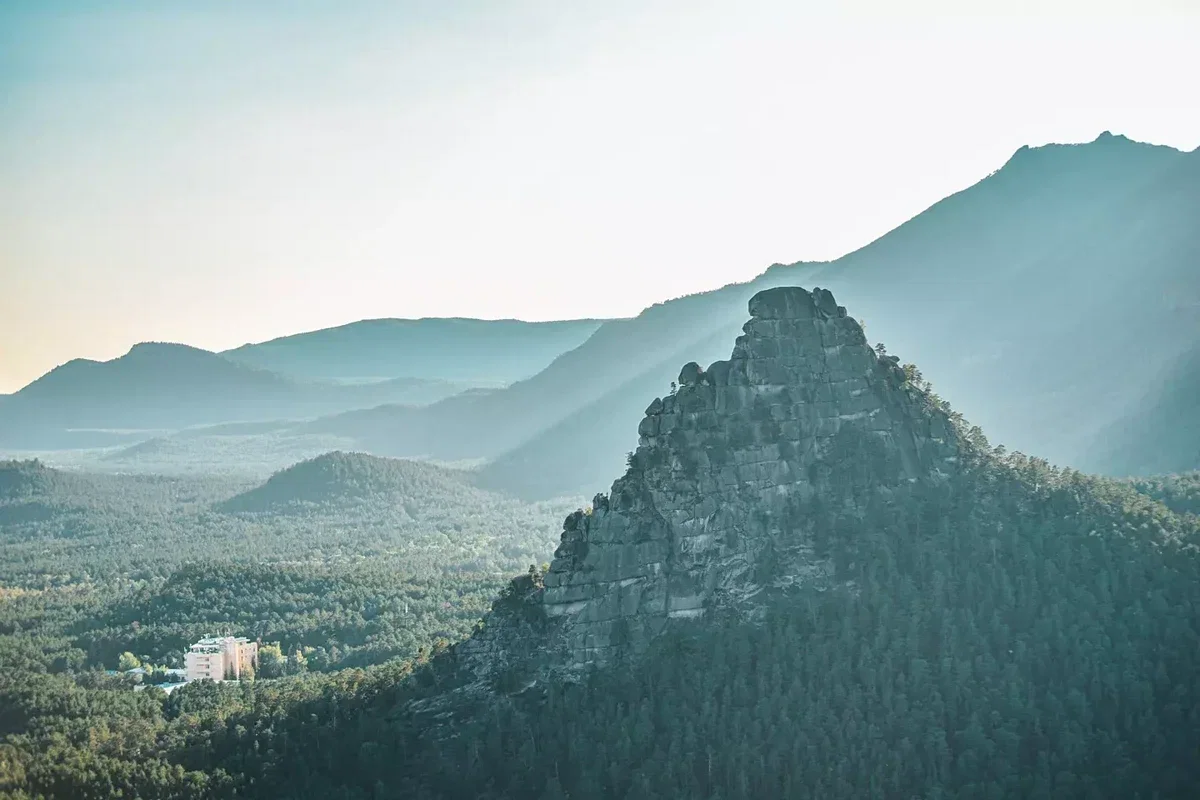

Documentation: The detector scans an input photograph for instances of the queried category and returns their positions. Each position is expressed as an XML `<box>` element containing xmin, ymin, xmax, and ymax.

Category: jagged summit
<box><xmin>454</xmin><ymin>286</ymin><xmax>963</xmax><ymax>683</ymax></box>
<box><xmin>999</xmin><ymin>130</ymin><xmax>1177</xmax><ymax>172</ymax></box>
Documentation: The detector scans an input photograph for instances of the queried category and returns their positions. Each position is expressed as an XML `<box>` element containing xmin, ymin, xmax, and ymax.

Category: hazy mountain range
<box><xmin>0</xmin><ymin>319</ymin><xmax>605</xmax><ymax>450</ymax></box>
<box><xmin>0</xmin><ymin>343</ymin><xmax>468</xmax><ymax>449</ymax></box>
<box><xmin>2</xmin><ymin>132</ymin><xmax>1196</xmax><ymax>492</ymax></box>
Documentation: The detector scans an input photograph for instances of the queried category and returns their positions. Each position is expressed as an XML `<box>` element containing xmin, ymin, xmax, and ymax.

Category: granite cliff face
<box><xmin>454</xmin><ymin>286</ymin><xmax>964</xmax><ymax>689</ymax></box>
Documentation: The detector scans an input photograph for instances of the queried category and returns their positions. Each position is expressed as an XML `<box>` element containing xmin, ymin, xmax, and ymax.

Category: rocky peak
<box><xmin>454</xmin><ymin>286</ymin><xmax>962</xmax><ymax>687</ymax></box>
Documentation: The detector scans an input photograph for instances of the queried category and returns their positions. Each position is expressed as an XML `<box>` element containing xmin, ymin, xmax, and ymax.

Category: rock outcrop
<box><xmin>452</xmin><ymin>286</ymin><xmax>963</xmax><ymax>689</ymax></box>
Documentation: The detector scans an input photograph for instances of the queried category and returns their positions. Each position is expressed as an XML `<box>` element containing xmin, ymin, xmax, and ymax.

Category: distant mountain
<box><xmin>220</xmin><ymin>451</ymin><xmax>485</xmax><ymax>512</ymax></box>
<box><xmin>309</xmin><ymin>132</ymin><xmax>1198</xmax><ymax>497</ymax></box>
<box><xmin>222</xmin><ymin>317</ymin><xmax>608</xmax><ymax>384</ymax></box>
<box><xmin>0</xmin><ymin>343</ymin><xmax>467</xmax><ymax>448</ymax></box>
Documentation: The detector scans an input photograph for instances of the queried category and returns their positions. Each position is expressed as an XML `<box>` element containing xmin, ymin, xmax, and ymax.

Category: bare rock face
<box><xmin>450</xmin><ymin>286</ymin><xmax>962</xmax><ymax>690</ymax></box>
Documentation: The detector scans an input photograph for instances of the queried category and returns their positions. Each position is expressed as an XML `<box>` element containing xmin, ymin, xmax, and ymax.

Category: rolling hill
<box><xmin>220</xmin><ymin>450</ymin><xmax>488</xmax><ymax>512</ymax></box>
<box><xmin>222</xmin><ymin>317</ymin><xmax>608</xmax><ymax>384</ymax></box>
<box><xmin>310</xmin><ymin>132</ymin><xmax>1199</xmax><ymax>497</ymax></box>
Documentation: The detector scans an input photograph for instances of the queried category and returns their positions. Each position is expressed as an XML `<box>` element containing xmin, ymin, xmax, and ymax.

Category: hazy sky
<box><xmin>2</xmin><ymin>0</ymin><xmax>1197</xmax><ymax>392</ymax></box>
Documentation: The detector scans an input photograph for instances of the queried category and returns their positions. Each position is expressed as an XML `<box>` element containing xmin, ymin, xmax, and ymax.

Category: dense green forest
<box><xmin>0</xmin><ymin>455</ymin><xmax>573</xmax><ymax>585</ymax></box>
<box><xmin>0</xmin><ymin>453</ymin><xmax>574</xmax><ymax>671</ymax></box>
<box><xmin>2</xmin><ymin>439</ymin><xmax>1198</xmax><ymax>798</ymax></box>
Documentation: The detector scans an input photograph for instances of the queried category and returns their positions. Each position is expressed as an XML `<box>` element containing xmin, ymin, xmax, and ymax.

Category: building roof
<box><xmin>192</xmin><ymin>635</ymin><xmax>253</xmax><ymax>646</ymax></box>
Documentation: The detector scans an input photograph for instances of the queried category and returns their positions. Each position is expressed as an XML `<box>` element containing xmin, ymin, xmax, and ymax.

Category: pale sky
<box><xmin>2</xmin><ymin>0</ymin><xmax>1197</xmax><ymax>393</ymax></box>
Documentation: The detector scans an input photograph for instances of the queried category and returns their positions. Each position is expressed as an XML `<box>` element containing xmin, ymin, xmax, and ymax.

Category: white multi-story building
<box><xmin>184</xmin><ymin>636</ymin><xmax>258</xmax><ymax>682</ymax></box>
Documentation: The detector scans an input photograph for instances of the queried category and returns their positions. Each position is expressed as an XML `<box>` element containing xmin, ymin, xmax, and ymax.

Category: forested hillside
<box><xmin>220</xmin><ymin>451</ymin><xmax>493</xmax><ymax>511</ymax></box>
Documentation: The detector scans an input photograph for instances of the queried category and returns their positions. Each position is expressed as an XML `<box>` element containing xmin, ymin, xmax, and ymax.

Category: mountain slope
<box><xmin>801</xmin><ymin>132</ymin><xmax>1200</xmax><ymax>468</ymax></box>
<box><xmin>223</xmin><ymin>317</ymin><xmax>607</xmax><ymax>384</ymax></box>
<box><xmin>1084</xmin><ymin>342</ymin><xmax>1200</xmax><ymax>476</ymax></box>
<box><xmin>472</xmin><ymin>325</ymin><xmax>741</xmax><ymax>499</ymax></box>
<box><xmin>0</xmin><ymin>343</ymin><xmax>465</xmax><ymax>448</ymax></box>
<box><xmin>311</xmin><ymin>133</ymin><xmax>1198</xmax><ymax>495</ymax></box>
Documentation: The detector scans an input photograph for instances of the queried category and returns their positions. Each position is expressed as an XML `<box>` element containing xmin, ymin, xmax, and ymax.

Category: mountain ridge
<box><xmin>223</xmin><ymin>316</ymin><xmax>609</xmax><ymax>384</ymax></box>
